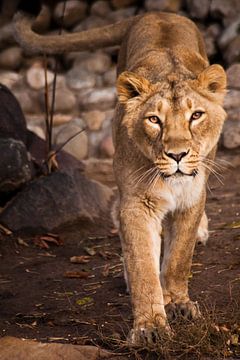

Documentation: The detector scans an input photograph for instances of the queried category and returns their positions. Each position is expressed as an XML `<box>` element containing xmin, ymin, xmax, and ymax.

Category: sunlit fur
<box><xmin>112</xmin><ymin>12</ymin><xmax>226</xmax><ymax>346</ymax></box>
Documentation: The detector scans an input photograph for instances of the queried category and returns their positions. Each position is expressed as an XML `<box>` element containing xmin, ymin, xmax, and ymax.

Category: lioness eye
<box><xmin>148</xmin><ymin>116</ymin><xmax>161</xmax><ymax>124</ymax></box>
<box><xmin>190</xmin><ymin>111</ymin><xmax>204</xmax><ymax>121</ymax></box>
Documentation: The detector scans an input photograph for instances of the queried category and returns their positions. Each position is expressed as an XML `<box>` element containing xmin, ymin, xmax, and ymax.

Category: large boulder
<box><xmin>0</xmin><ymin>336</ymin><xmax>112</xmax><ymax>360</ymax></box>
<box><xmin>0</xmin><ymin>138</ymin><xmax>31</xmax><ymax>193</ymax></box>
<box><xmin>0</xmin><ymin>83</ymin><xmax>27</xmax><ymax>144</ymax></box>
<box><xmin>0</xmin><ymin>169</ymin><xmax>113</xmax><ymax>234</ymax></box>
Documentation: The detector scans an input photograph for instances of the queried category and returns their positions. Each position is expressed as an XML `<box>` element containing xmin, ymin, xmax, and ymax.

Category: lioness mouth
<box><xmin>164</xmin><ymin>169</ymin><xmax>198</xmax><ymax>178</ymax></box>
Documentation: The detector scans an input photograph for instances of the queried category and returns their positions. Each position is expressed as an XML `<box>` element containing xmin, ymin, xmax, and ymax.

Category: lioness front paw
<box><xmin>165</xmin><ymin>301</ymin><xmax>201</xmax><ymax>321</ymax></box>
<box><xmin>128</xmin><ymin>318</ymin><xmax>171</xmax><ymax>346</ymax></box>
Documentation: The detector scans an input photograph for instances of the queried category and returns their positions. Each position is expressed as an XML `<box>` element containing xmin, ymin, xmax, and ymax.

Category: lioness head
<box><xmin>117</xmin><ymin>65</ymin><xmax>226</xmax><ymax>179</ymax></box>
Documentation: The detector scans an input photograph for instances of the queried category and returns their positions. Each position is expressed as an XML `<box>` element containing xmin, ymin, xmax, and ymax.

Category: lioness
<box><xmin>14</xmin><ymin>9</ymin><xmax>226</xmax><ymax>346</ymax></box>
<box><xmin>113</xmin><ymin>12</ymin><xmax>226</xmax><ymax>345</ymax></box>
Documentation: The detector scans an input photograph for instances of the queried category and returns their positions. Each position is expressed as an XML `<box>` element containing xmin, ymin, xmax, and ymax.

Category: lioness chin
<box><xmin>113</xmin><ymin>12</ymin><xmax>226</xmax><ymax>346</ymax></box>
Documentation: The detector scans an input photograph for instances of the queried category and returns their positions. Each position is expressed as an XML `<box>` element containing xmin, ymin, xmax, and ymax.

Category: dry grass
<box><xmin>97</xmin><ymin>301</ymin><xmax>240</xmax><ymax>359</ymax></box>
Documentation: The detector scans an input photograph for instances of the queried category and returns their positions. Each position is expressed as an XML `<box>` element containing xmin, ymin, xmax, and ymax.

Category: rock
<box><xmin>210</xmin><ymin>0</ymin><xmax>240</xmax><ymax>21</ymax></box>
<box><xmin>52</xmin><ymin>114</ymin><xmax>73</xmax><ymax>126</ymax></box>
<box><xmin>111</xmin><ymin>0</ymin><xmax>138</xmax><ymax>8</ymax></box>
<box><xmin>223</xmin><ymin>120</ymin><xmax>240</xmax><ymax>149</ymax></box>
<box><xmin>33</xmin><ymin>4</ymin><xmax>51</xmax><ymax>33</ymax></box>
<box><xmin>218</xmin><ymin>16</ymin><xmax>240</xmax><ymax>49</ymax></box>
<box><xmin>53</xmin><ymin>0</ymin><xmax>88</xmax><ymax>28</ymax></box>
<box><xmin>0</xmin><ymin>84</ymin><xmax>27</xmax><ymax>144</ymax></box>
<box><xmin>100</xmin><ymin>135</ymin><xmax>115</xmax><ymax>158</ymax></box>
<box><xmin>0</xmin><ymin>336</ymin><xmax>111</xmax><ymax>360</ymax></box>
<box><xmin>145</xmin><ymin>0</ymin><xmax>182</xmax><ymax>12</ymax></box>
<box><xmin>224</xmin><ymin>90</ymin><xmax>240</xmax><ymax>109</ymax></box>
<box><xmin>104</xmin><ymin>109</ymin><xmax>115</xmax><ymax>126</ymax></box>
<box><xmin>186</xmin><ymin>0</ymin><xmax>210</xmax><ymax>19</ymax></box>
<box><xmin>224</xmin><ymin>36</ymin><xmax>240</xmax><ymax>65</ymax></box>
<box><xmin>55</xmin><ymin>121</ymin><xmax>88</xmax><ymax>160</ymax></box>
<box><xmin>26</xmin><ymin>62</ymin><xmax>54</xmax><ymax>90</ymax></box>
<box><xmin>26</xmin><ymin>130</ymin><xmax>85</xmax><ymax>173</ymax></box>
<box><xmin>40</xmin><ymin>79</ymin><xmax>77</xmax><ymax>113</ymax></box>
<box><xmin>74</xmin><ymin>52</ymin><xmax>112</xmax><ymax>74</ymax></box>
<box><xmin>82</xmin><ymin>110</ymin><xmax>106</xmax><ymax>131</ymax></box>
<box><xmin>88</xmin><ymin>131</ymin><xmax>107</xmax><ymax>157</ymax></box>
<box><xmin>27</xmin><ymin>124</ymin><xmax>45</xmax><ymax>140</ymax></box>
<box><xmin>226</xmin><ymin>108</ymin><xmax>240</xmax><ymax>122</ymax></box>
<box><xmin>13</xmin><ymin>90</ymin><xmax>38</xmax><ymax>114</ymax></box>
<box><xmin>74</xmin><ymin>15</ymin><xmax>110</xmax><ymax>31</ymax></box>
<box><xmin>84</xmin><ymin>158</ymin><xmax>115</xmax><ymax>187</ymax></box>
<box><xmin>91</xmin><ymin>1</ymin><xmax>112</xmax><ymax>17</ymax></box>
<box><xmin>202</xmin><ymin>23</ymin><xmax>220</xmax><ymax>58</ymax></box>
<box><xmin>106</xmin><ymin>7</ymin><xmax>137</xmax><ymax>22</ymax></box>
<box><xmin>103</xmin><ymin>66</ymin><xmax>117</xmax><ymax>86</ymax></box>
<box><xmin>226</xmin><ymin>63</ymin><xmax>240</xmax><ymax>89</ymax></box>
<box><xmin>0</xmin><ymin>138</ymin><xmax>31</xmax><ymax>193</ymax></box>
<box><xmin>0</xmin><ymin>169</ymin><xmax>113</xmax><ymax>233</ymax></box>
<box><xmin>66</xmin><ymin>67</ymin><xmax>97</xmax><ymax>90</ymax></box>
<box><xmin>206</xmin><ymin>23</ymin><xmax>221</xmax><ymax>39</ymax></box>
<box><xmin>78</xmin><ymin>87</ymin><xmax>117</xmax><ymax>111</ymax></box>
<box><xmin>204</xmin><ymin>35</ymin><xmax>216</xmax><ymax>58</ymax></box>
<box><xmin>0</xmin><ymin>47</ymin><xmax>22</xmax><ymax>70</ymax></box>
<box><xmin>0</xmin><ymin>71</ymin><xmax>22</xmax><ymax>89</ymax></box>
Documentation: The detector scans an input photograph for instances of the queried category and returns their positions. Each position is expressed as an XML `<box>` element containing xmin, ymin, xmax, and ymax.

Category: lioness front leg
<box><xmin>120</xmin><ymin>203</ymin><xmax>169</xmax><ymax>345</ymax></box>
<box><xmin>161</xmin><ymin>198</ymin><xmax>205</xmax><ymax>321</ymax></box>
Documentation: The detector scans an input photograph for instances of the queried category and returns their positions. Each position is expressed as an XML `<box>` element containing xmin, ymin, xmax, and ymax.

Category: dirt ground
<box><xmin>0</xmin><ymin>149</ymin><xmax>240</xmax><ymax>359</ymax></box>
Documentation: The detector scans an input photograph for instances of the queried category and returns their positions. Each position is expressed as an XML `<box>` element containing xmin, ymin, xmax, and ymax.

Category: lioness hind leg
<box><xmin>196</xmin><ymin>211</ymin><xmax>209</xmax><ymax>245</ymax></box>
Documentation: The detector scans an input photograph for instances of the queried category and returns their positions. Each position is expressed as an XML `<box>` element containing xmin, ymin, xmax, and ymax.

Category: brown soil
<box><xmin>0</xmin><ymin>150</ymin><xmax>240</xmax><ymax>359</ymax></box>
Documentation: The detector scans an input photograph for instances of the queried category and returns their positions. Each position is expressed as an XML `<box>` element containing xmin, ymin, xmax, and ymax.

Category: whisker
<box><xmin>199</xmin><ymin>155</ymin><xmax>228</xmax><ymax>171</ymax></box>
<box><xmin>129</xmin><ymin>164</ymin><xmax>150</xmax><ymax>179</ymax></box>
<box><xmin>135</xmin><ymin>167</ymin><xmax>156</xmax><ymax>184</ymax></box>
<box><xmin>201</xmin><ymin>163</ymin><xmax>224</xmax><ymax>185</ymax></box>
<box><xmin>133</xmin><ymin>166</ymin><xmax>157</xmax><ymax>187</ymax></box>
<box><xmin>148</xmin><ymin>168</ymin><xmax>160</xmax><ymax>190</ymax></box>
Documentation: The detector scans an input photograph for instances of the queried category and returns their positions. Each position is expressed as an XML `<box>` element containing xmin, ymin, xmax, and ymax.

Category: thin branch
<box><xmin>43</xmin><ymin>54</ymin><xmax>50</xmax><ymax>156</ymax></box>
<box><xmin>49</xmin><ymin>0</ymin><xmax>67</xmax><ymax>153</ymax></box>
<box><xmin>47</xmin><ymin>127</ymin><xmax>87</xmax><ymax>163</ymax></box>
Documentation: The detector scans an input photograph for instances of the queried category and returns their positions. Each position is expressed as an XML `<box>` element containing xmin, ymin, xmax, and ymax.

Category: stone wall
<box><xmin>0</xmin><ymin>0</ymin><xmax>240</xmax><ymax>160</ymax></box>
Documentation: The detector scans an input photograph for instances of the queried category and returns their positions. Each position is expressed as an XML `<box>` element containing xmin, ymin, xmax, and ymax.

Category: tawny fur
<box><xmin>113</xmin><ymin>13</ymin><xmax>226</xmax><ymax>345</ymax></box>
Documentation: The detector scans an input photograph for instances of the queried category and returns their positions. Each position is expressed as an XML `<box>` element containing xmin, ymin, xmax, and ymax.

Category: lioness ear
<box><xmin>117</xmin><ymin>71</ymin><xmax>151</xmax><ymax>103</ymax></box>
<box><xmin>198</xmin><ymin>64</ymin><xmax>226</xmax><ymax>100</ymax></box>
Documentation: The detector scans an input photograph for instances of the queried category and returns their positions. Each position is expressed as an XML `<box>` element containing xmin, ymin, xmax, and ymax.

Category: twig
<box><xmin>46</xmin><ymin>127</ymin><xmax>87</xmax><ymax>164</ymax></box>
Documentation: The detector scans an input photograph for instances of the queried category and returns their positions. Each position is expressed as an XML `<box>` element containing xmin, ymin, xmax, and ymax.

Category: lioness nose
<box><xmin>165</xmin><ymin>151</ymin><xmax>188</xmax><ymax>163</ymax></box>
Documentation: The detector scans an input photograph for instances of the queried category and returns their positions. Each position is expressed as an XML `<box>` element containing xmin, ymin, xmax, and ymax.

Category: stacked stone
<box><xmin>0</xmin><ymin>0</ymin><xmax>239</xmax><ymax>160</ymax></box>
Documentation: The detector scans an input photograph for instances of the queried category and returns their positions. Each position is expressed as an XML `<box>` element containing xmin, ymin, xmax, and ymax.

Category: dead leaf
<box><xmin>38</xmin><ymin>252</ymin><xmax>56</xmax><ymax>257</ymax></box>
<box><xmin>0</xmin><ymin>223</ymin><xmax>12</xmax><ymax>235</ymax></box>
<box><xmin>230</xmin><ymin>334</ymin><xmax>239</xmax><ymax>346</ymax></box>
<box><xmin>84</xmin><ymin>246</ymin><xmax>96</xmax><ymax>256</ymax></box>
<box><xmin>33</xmin><ymin>234</ymin><xmax>63</xmax><ymax>249</ymax></box>
<box><xmin>17</xmin><ymin>238</ymin><xmax>29</xmax><ymax>247</ymax></box>
<box><xmin>99</xmin><ymin>250</ymin><xmax>114</xmax><ymax>259</ymax></box>
<box><xmin>110</xmin><ymin>228</ymin><xmax>118</xmax><ymax>235</ymax></box>
<box><xmin>64</xmin><ymin>271</ymin><xmax>90</xmax><ymax>279</ymax></box>
<box><xmin>70</xmin><ymin>256</ymin><xmax>90</xmax><ymax>264</ymax></box>
<box><xmin>76</xmin><ymin>296</ymin><xmax>93</xmax><ymax>306</ymax></box>
<box><xmin>102</xmin><ymin>264</ymin><xmax>110</xmax><ymax>277</ymax></box>
<box><xmin>225</xmin><ymin>221</ymin><xmax>240</xmax><ymax>229</ymax></box>
<box><xmin>47</xmin><ymin>151</ymin><xmax>59</xmax><ymax>173</ymax></box>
